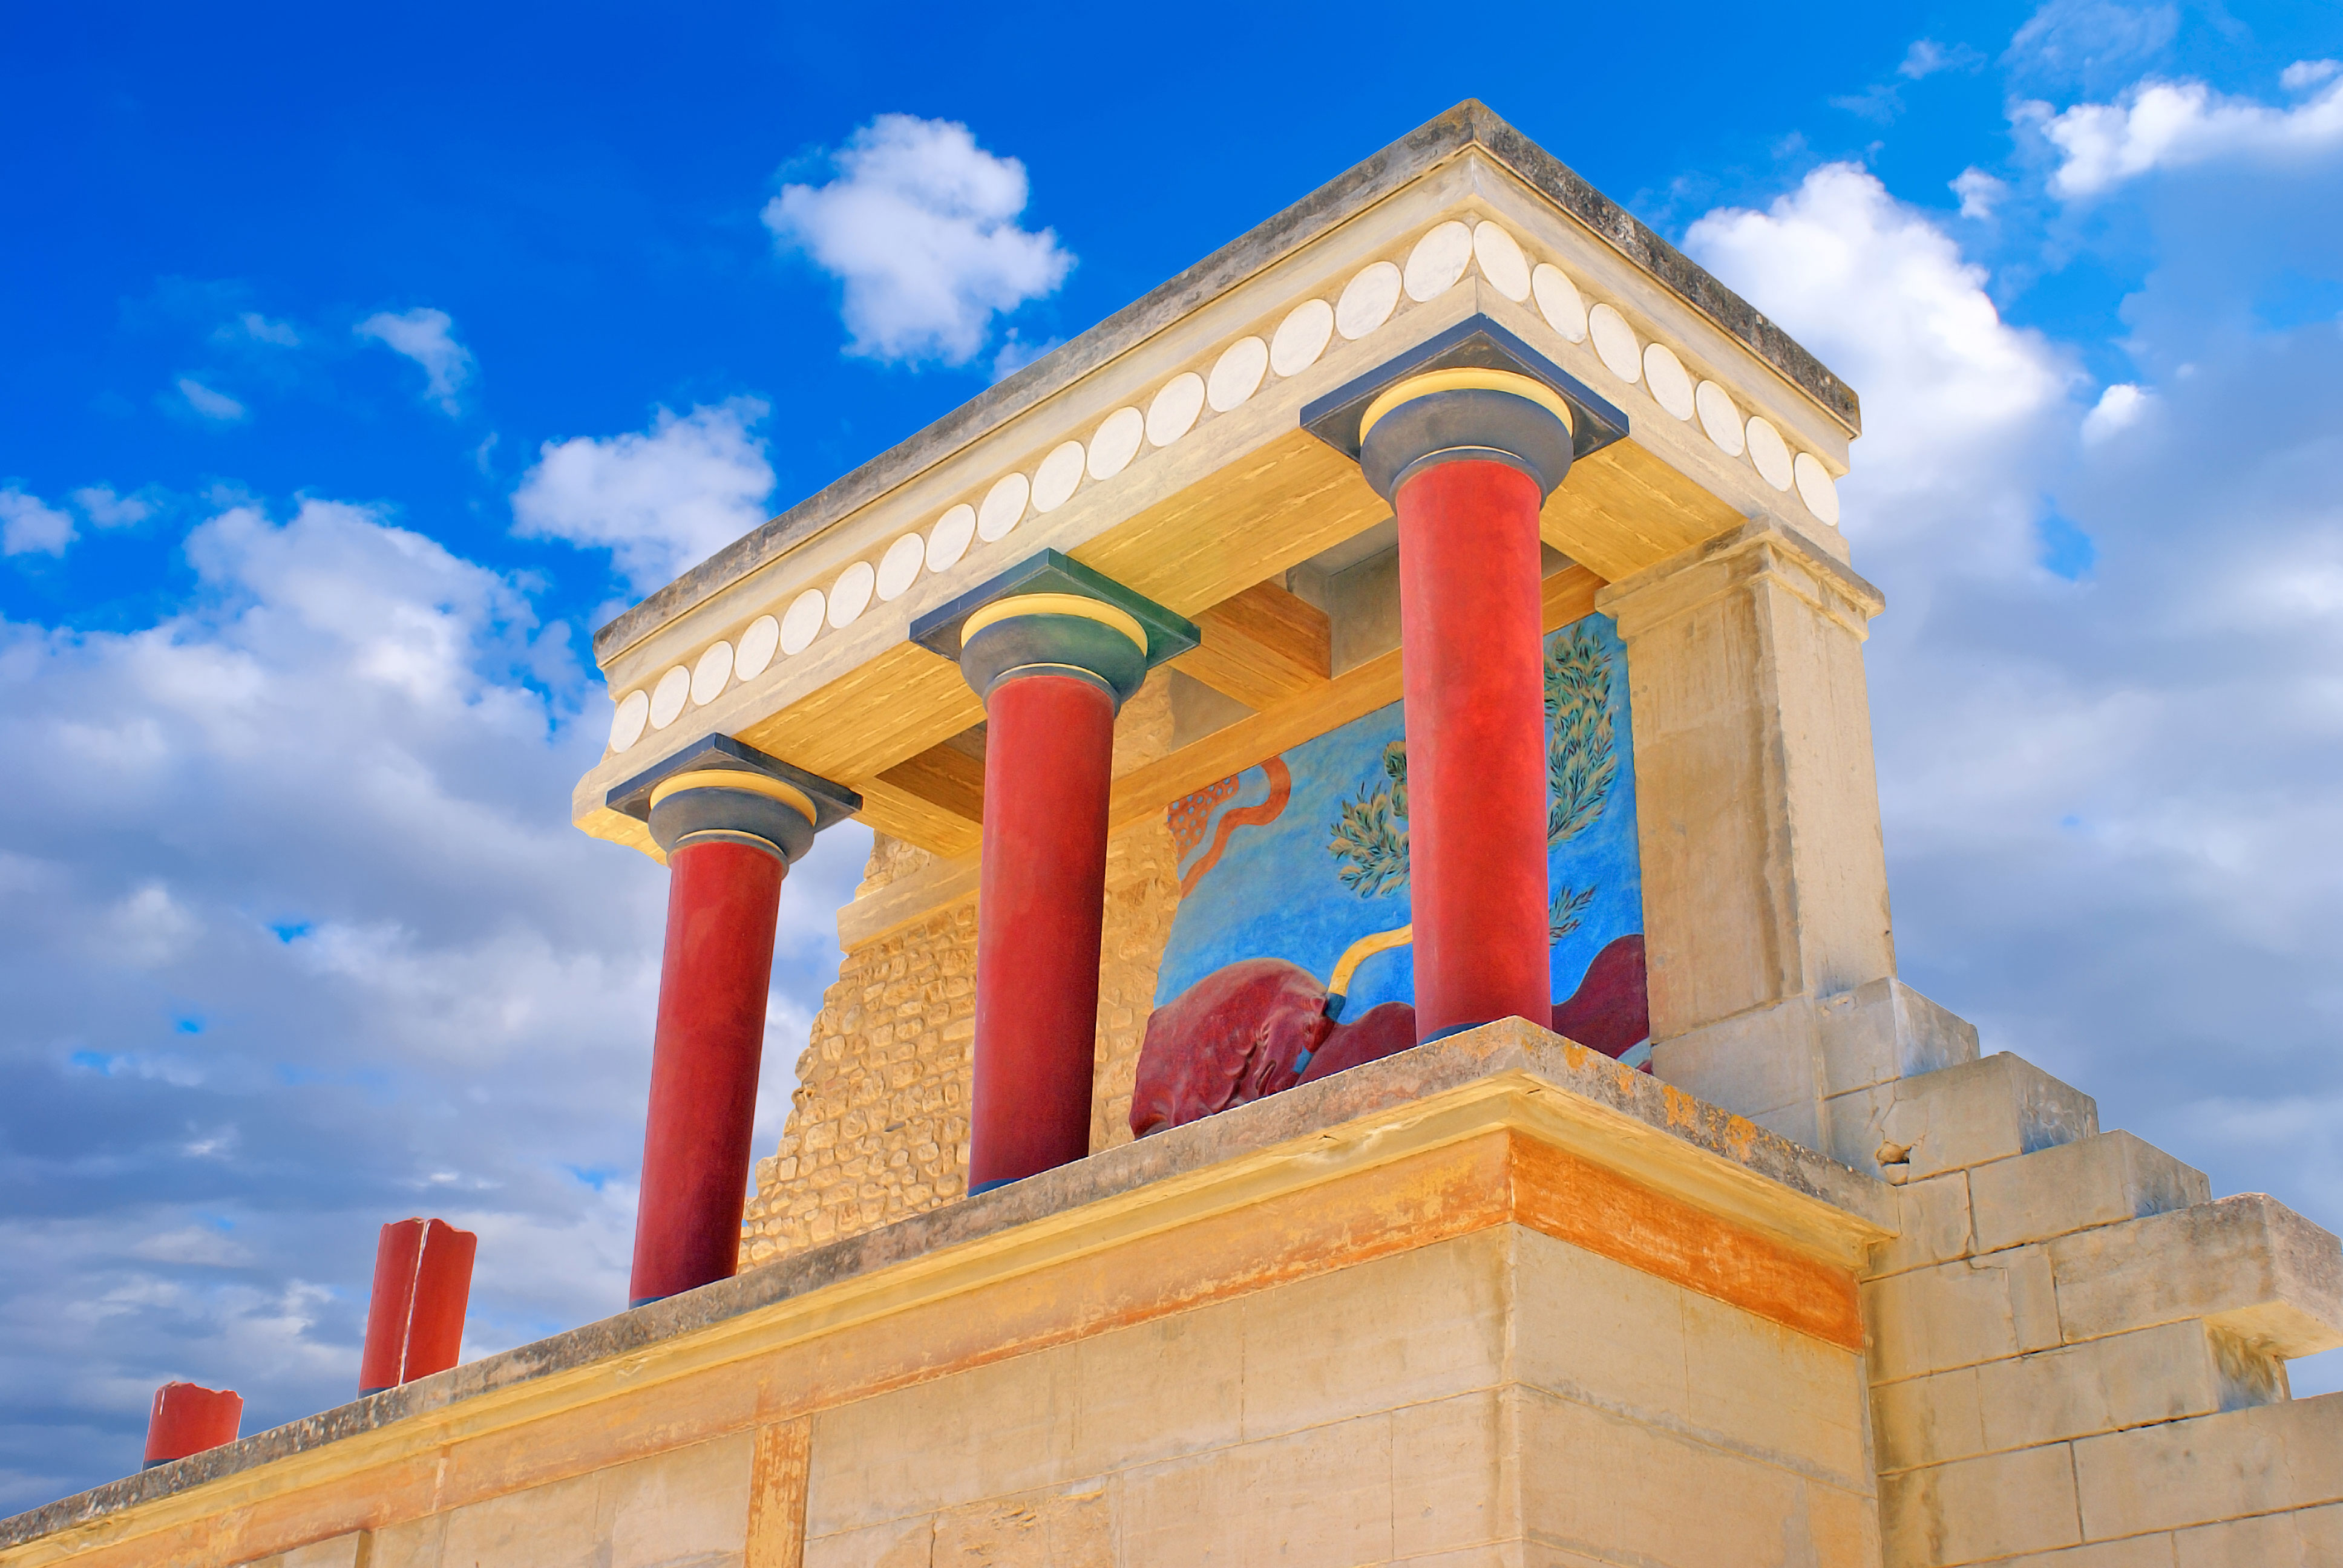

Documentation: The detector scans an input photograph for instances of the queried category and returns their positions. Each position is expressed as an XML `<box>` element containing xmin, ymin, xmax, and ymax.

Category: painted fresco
<box><xmin>1132</xmin><ymin>612</ymin><xmax>1645</xmax><ymax>1135</ymax></box>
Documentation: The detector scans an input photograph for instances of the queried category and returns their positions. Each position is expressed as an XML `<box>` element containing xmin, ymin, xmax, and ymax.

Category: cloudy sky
<box><xmin>5</xmin><ymin>0</ymin><xmax>2341</xmax><ymax>1513</ymax></box>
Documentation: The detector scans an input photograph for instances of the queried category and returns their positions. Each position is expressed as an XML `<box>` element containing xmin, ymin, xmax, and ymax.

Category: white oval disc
<box><xmin>1794</xmin><ymin>452</ymin><xmax>1842</xmax><ymax>526</ymax></box>
<box><xmin>609</xmin><ymin>688</ymin><xmax>650</xmax><ymax>753</ymax></box>
<box><xmin>1032</xmin><ymin>440</ymin><xmax>1086</xmax><ymax>512</ymax></box>
<box><xmin>1588</xmin><ymin>303</ymin><xmax>1641</xmax><ymax>382</ymax></box>
<box><xmin>649</xmin><ymin>665</ymin><xmax>691</xmax><ymax>730</ymax></box>
<box><xmin>1146</xmin><ymin>372</ymin><xmax>1205</xmax><ymax>446</ymax></box>
<box><xmin>1335</xmin><ymin>261</ymin><xmax>1402</xmax><ymax>339</ymax></box>
<box><xmin>1472</xmin><ymin>221</ymin><xmax>1532</xmax><ymax>301</ymax></box>
<box><xmin>1404</xmin><ymin>220</ymin><xmax>1473</xmax><ymax>301</ymax></box>
<box><xmin>1087</xmin><ymin>407</ymin><xmax>1144</xmax><ymax>480</ymax></box>
<box><xmin>1532</xmin><ymin>263</ymin><xmax>1588</xmax><ymax>343</ymax></box>
<box><xmin>876</xmin><ymin>533</ymin><xmax>925</xmax><ymax>600</ymax></box>
<box><xmin>1643</xmin><ymin>343</ymin><xmax>1695</xmax><ymax>420</ymax></box>
<box><xmin>1270</xmin><ymin>298</ymin><xmax>1334</xmax><ymax>377</ymax></box>
<box><xmin>1207</xmin><ymin>336</ymin><xmax>1268</xmax><ymax>413</ymax></box>
<box><xmin>926</xmin><ymin>505</ymin><xmax>976</xmax><ymax>572</ymax></box>
<box><xmin>779</xmin><ymin>587</ymin><xmax>826</xmax><ymax>655</ymax></box>
<box><xmin>736</xmin><ymin>614</ymin><xmax>779</xmax><ymax>679</ymax></box>
<box><xmin>1746</xmin><ymin>417</ymin><xmax>1794</xmax><ymax>491</ymax></box>
<box><xmin>827</xmin><ymin>560</ymin><xmax>876</xmax><ymax>627</ymax></box>
<box><xmin>976</xmin><ymin>471</ymin><xmax>1030</xmax><ymax>541</ymax></box>
<box><xmin>1694</xmin><ymin>381</ymin><xmax>1745</xmax><ymax>455</ymax></box>
<box><xmin>690</xmin><ymin>640</ymin><xmax>733</xmax><ymax>705</ymax></box>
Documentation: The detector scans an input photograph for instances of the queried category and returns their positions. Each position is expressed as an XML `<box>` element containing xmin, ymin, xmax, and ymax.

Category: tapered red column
<box><xmin>143</xmin><ymin>1382</ymin><xmax>240</xmax><ymax>1469</ymax></box>
<box><xmin>970</xmin><ymin>670</ymin><xmax>1118</xmax><ymax>1190</ymax></box>
<box><xmin>358</xmin><ymin>1217</ymin><xmax>477</xmax><ymax>1396</ymax></box>
<box><xmin>608</xmin><ymin>740</ymin><xmax>858</xmax><ymax>1308</ymax></box>
<box><xmin>1358</xmin><ymin>367</ymin><xmax>1579</xmax><ymax>1041</ymax></box>
<box><xmin>912</xmin><ymin>552</ymin><xmax>1198</xmax><ymax>1194</ymax></box>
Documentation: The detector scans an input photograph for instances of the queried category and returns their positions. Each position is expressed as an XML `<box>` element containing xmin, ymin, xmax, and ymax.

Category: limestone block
<box><xmin>1872</xmin><ymin>1367</ymin><xmax>1986</xmax><ymax>1475</ymax></box>
<box><xmin>237</xmin><ymin>1537</ymin><xmax>371</xmax><ymax>1568</ymax></box>
<box><xmin>1115</xmin><ymin>1408</ymin><xmax>1396</xmax><ymax>1566</ymax></box>
<box><xmin>1511</xmin><ymin>1226</ymin><xmax>1869</xmax><ymax>1486</ymax></box>
<box><xmin>2051</xmin><ymin>1194</ymin><xmax>2343</xmax><ymax>1357</ymax></box>
<box><xmin>1869</xmin><ymin>1171</ymin><xmax>1975</xmax><ymax>1279</ymax></box>
<box><xmin>1517</xmin><ymin>1383</ymin><xmax>1876</xmax><ymax>1567</ymax></box>
<box><xmin>806</xmin><ymin>1343</ymin><xmax>1078</xmax><ymax>1537</ymax></box>
<box><xmin>1970</xmin><ymin>1131</ymin><xmax>2210</xmax><ymax>1255</ymax></box>
<box><xmin>601</xmin><ymin>1432</ymin><xmax>754</xmax><ymax>1568</ymax></box>
<box><xmin>1817</xmin><ymin>978</ymin><xmax>1979</xmax><ymax>1098</ymax></box>
<box><xmin>1237</xmin><ymin>1229</ymin><xmax>1507</xmax><ymax>1444</ymax></box>
<box><xmin>1881</xmin><ymin>1054</ymin><xmax>2100</xmax><ymax>1181</ymax></box>
<box><xmin>928</xmin><ymin>1486</ymin><xmax>1115</xmax><ymax>1567</ymax></box>
<box><xmin>1878</xmin><ymin>1442</ymin><xmax>2082</xmax><ymax>1566</ymax></box>
<box><xmin>1864</xmin><ymin>1246</ymin><xmax>2060</xmax><ymax>1383</ymax></box>
<box><xmin>438</xmin><ymin>1471</ymin><xmax>605</xmax><ymax>1568</ymax></box>
<box><xmin>2075</xmin><ymin>1392</ymin><xmax>2343</xmax><ymax>1539</ymax></box>
<box><xmin>1979</xmin><ymin>1543</ymin><xmax>2179</xmax><ymax>1567</ymax></box>
<box><xmin>1392</xmin><ymin>1390</ymin><xmax>1514</xmax><ymax>1559</ymax></box>
<box><xmin>364</xmin><ymin>1515</ymin><xmax>445</xmax><ymax>1568</ymax></box>
<box><xmin>1975</xmin><ymin>1322</ymin><xmax>2244</xmax><ymax>1454</ymax></box>
<box><xmin>1066</xmin><ymin>1295</ymin><xmax>1244</xmax><ymax>1477</ymax></box>
<box><xmin>1648</xmin><ymin>993</ymin><xmax>1826</xmax><ymax>1149</ymax></box>
<box><xmin>2173</xmin><ymin>1499</ymin><xmax>2343</xmax><ymax>1566</ymax></box>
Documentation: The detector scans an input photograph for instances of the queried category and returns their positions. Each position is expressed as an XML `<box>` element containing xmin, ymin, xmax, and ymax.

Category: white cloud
<box><xmin>1</xmin><ymin>488</ymin><xmax>76</xmax><ymax>557</ymax></box>
<box><xmin>2080</xmin><ymin>382</ymin><xmax>2152</xmax><ymax>442</ymax></box>
<box><xmin>2005</xmin><ymin>0</ymin><xmax>2177</xmax><ymax>93</ymax></box>
<box><xmin>1951</xmin><ymin>166</ymin><xmax>2008</xmax><ymax>219</ymax></box>
<box><xmin>356</xmin><ymin>307</ymin><xmax>476</xmax><ymax>415</ymax></box>
<box><xmin>70</xmin><ymin>485</ymin><xmax>159</xmax><ymax>529</ymax></box>
<box><xmin>2283</xmin><ymin>60</ymin><xmax>2342</xmax><ymax>94</ymax></box>
<box><xmin>176</xmin><ymin>377</ymin><xmax>247</xmax><ymax>423</ymax></box>
<box><xmin>2039</xmin><ymin>71</ymin><xmax>2343</xmax><ymax>197</ymax></box>
<box><xmin>1900</xmin><ymin>39</ymin><xmax>1983</xmax><ymax>80</ymax></box>
<box><xmin>511</xmin><ymin>399</ymin><xmax>775</xmax><ymax>590</ymax></box>
<box><xmin>232</xmin><ymin>312</ymin><xmax>300</xmax><ymax>347</ymax></box>
<box><xmin>764</xmin><ymin>114</ymin><xmax>1074</xmax><ymax>367</ymax></box>
<box><xmin>1683</xmin><ymin>164</ymin><xmax>2071</xmax><ymax>576</ymax></box>
<box><xmin>0</xmin><ymin>489</ymin><xmax>870</xmax><ymax>1507</ymax></box>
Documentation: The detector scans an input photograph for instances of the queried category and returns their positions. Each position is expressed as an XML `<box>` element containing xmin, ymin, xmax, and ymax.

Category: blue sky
<box><xmin>6</xmin><ymin>0</ymin><xmax>2343</xmax><ymax>1512</ymax></box>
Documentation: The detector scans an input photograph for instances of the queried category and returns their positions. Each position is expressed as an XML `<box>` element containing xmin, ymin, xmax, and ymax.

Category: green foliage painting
<box><xmin>1327</xmin><ymin>622</ymin><xmax>1622</xmax><ymax>941</ymax></box>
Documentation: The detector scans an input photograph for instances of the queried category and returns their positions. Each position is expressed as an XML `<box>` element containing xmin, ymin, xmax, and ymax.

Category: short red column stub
<box><xmin>1395</xmin><ymin>456</ymin><xmax>1555</xmax><ymax>1039</ymax></box>
<box><xmin>143</xmin><ymin>1381</ymin><xmax>241</xmax><ymax>1469</ymax></box>
<box><xmin>629</xmin><ymin>837</ymin><xmax>786</xmax><ymax>1307</ymax></box>
<box><xmin>358</xmin><ymin>1217</ymin><xmax>477</xmax><ymax>1395</ymax></box>
<box><xmin>968</xmin><ymin>671</ymin><xmax>1118</xmax><ymax>1192</ymax></box>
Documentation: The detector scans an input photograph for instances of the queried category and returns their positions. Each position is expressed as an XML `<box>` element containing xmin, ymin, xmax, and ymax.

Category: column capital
<box><xmin>911</xmin><ymin>549</ymin><xmax>1199</xmax><ymax>707</ymax></box>
<box><xmin>606</xmin><ymin>735</ymin><xmax>860</xmax><ymax>864</ymax></box>
<box><xmin>1300</xmin><ymin>314</ymin><xmax>1628</xmax><ymax>500</ymax></box>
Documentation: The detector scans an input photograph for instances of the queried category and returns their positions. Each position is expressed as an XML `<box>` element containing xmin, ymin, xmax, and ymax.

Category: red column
<box><xmin>629</xmin><ymin>838</ymin><xmax>784</xmax><ymax>1305</ymax></box>
<box><xmin>1395</xmin><ymin>457</ymin><xmax>1554</xmax><ymax>1039</ymax></box>
<box><xmin>143</xmin><ymin>1382</ymin><xmax>241</xmax><ymax>1469</ymax></box>
<box><xmin>358</xmin><ymin>1217</ymin><xmax>477</xmax><ymax>1395</ymax></box>
<box><xmin>968</xmin><ymin>672</ymin><xmax>1118</xmax><ymax>1192</ymax></box>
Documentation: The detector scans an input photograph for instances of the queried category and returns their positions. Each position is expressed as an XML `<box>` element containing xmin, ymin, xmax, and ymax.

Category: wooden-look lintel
<box><xmin>1169</xmin><ymin>580</ymin><xmax>1332</xmax><ymax>711</ymax></box>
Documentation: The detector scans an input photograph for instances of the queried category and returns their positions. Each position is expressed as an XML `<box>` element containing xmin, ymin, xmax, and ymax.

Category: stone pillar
<box><xmin>1358</xmin><ymin>368</ymin><xmax>1578</xmax><ymax>1040</ymax></box>
<box><xmin>913</xmin><ymin>552</ymin><xmax>1196</xmax><ymax>1194</ymax></box>
<box><xmin>358</xmin><ymin>1217</ymin><xmax>476</xmax><ymax>1396</ymax></box>
<box><xmin>1597</xmin><ymin>519</ymin><xmax>1916</xmax><ymax>1151</ymax></box>
<box><xmin>143</xmin><ymin>1382</ymin><xmax>240</xmax><ymax>1469</ymax></box>
<box><xmin>609</xmin><ymin>738</ymin><xmax>859</xmax><ymax>1307</ymax></box>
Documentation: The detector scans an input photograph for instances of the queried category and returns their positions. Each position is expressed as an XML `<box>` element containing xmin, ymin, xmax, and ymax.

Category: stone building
<box><xmin>5</xmin><ymin>100</ymin><xmax>2339</xmax><ymax>1568</ymax></box>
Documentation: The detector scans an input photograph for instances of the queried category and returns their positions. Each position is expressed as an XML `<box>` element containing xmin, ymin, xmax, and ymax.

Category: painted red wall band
<box><xmin>358</xmin><ymin>1217</ymin><xmax>477</xmax><ymax>1395</ymax></box>
<box><xmin>143</xmin><ymin>1381</ymin><xmax>241</xmax><ymax>1469</ymax></box>
<box><xmin>968</xmin><ymin>670</ymin><xmax>1118</xmax><ymax>1192</ymax></box>
<box><xmin>1395</xmin><ymin>457</ymin><xmax>1554</xmax><ymax>1040</ymax></box>
<box><xmin>629</xmin><ymin>836</ymin><xmax>785</xmax><ymax>1305</ymax></box>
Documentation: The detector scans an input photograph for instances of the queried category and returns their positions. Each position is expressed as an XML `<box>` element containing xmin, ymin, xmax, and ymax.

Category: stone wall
<box><xmin>741</xmin><ymin>676</ymin><xmax>1185</xmax><ymax>1268</ymax></box>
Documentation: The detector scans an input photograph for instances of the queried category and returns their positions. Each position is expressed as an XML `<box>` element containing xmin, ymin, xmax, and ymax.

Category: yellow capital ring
<box><xmin>962</xmin><ymin>592</ymin><xmax>1149</xmax><ymax>654</ymax></box>
<box><xmin>649</xmin><ymin>768</ymin><xmax>817</xmax><ymax>827</ymax></box>
<box><xmin>1358</xmin><ymin>368</ymin><xmax>1575</xmax><ymax>442</ymax></box>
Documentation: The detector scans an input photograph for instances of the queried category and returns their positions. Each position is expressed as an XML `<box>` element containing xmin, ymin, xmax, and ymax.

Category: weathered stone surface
<box><xmin>1817</xmin><ymin>978</ymin><xmax>1979</xmax><ymax>1099</ymax></box>
<box><xmin>1969</xmin><ymin>1131</ymin><xmax>2209</xmax><ymax>1255</ymax></box>
<box><xmin>2051</xmin><ymin>1194</ymin><xmax>2343</xmax><ymax>1356</ymax></box>
<box><xmin>1880</xmin><ymin>1054</ymin><xmax>2099</xmax><ymax>1181</ymax></box>
<box><xmin>2074</xmin><ymin>1393</ymin><xmax>2343</xmax><ymax>1540</ymax></box>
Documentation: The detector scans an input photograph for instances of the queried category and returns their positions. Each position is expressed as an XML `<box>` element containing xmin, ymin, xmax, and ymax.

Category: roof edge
<box><xmin>592</xmin><ymin>100</ymin><xmax>1858</xmax><ymax>665</ymax></box>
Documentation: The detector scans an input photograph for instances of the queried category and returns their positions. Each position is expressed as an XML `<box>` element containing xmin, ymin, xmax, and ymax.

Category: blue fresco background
<box><xmin>1156</xmin><ymin>613</ymin><xmax>1642</xmax><ymax>1020</ymax></box>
